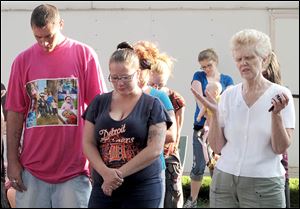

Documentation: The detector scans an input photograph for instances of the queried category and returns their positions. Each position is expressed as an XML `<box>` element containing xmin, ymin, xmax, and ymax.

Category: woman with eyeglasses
<box><xmin>184</xmin><ymin>48</ymin><xmax>234</xmax><ymax>208</ymax></box>
<box><xmin>82</xmin><ymin>42</ymin><xmax>172</xmax><ymax>208</ymax></box>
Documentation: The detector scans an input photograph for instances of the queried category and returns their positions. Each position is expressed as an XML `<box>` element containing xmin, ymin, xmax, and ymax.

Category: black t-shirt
<box><xmin>83</xmin><ymin>91</ymin><xmax>172</xmax><ymax>185</ymax></box>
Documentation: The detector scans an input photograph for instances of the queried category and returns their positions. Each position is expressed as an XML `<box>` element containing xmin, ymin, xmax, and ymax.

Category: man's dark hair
<box><xmin>30</xmin><ymin>4</ymin><xmax>60</xmax><ymax>27</ymax></box>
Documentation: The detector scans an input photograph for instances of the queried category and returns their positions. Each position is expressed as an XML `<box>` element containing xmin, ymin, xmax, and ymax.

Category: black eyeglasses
<box><xmin>108</xmin><ymin>72</ymin><xmax>136</xmax><ymax>83</ymax></box>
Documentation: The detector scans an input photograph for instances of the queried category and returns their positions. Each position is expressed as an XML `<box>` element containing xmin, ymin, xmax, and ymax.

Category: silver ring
<box><xmin>11</xmin><ymin>179</ymin><xmax>17</xmax><ymax>183</ymax></box>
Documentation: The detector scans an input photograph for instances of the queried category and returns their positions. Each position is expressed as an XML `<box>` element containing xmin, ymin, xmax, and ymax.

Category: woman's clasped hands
<box><xmin>101</xmin><ymin>168</ymin><xmax>124</xmax><ymax>196</ymax></box>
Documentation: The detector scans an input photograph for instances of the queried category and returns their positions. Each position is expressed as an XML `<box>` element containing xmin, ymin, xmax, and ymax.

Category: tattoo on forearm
<box><xmin>147</xmin><ymin>123</ymin><xmax>166</xmax><ymax>145</ymax></box>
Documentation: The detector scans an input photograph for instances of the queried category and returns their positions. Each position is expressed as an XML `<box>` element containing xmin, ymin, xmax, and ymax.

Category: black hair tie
<box><xmin>117</xmin><ymin>41</ymin><xmax>134</xmax><ymax>50</ymax></box>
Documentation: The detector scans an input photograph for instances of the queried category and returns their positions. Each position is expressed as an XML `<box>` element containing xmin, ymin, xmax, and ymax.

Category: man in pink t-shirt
<box><xmin>5</xmin><ymin>4</ymin><xmax>107</xmax><ymax>208</ymax></box>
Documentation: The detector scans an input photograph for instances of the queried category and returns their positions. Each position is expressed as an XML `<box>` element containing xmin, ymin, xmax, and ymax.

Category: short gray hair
<box><xmin>231</xmin><ymin>29</ymin><xmax>272</xmax><ymax>59</ymax></box>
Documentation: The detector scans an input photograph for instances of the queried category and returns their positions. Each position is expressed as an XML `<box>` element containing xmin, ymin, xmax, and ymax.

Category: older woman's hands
<box><xmin>269</xmin><ymin>93</ymin><xmax>289</xmax><ymax>114</ymax></box>
<box><xmin>101</xmin><ymin>168</ymin><xmax>123</xmax><ymax>196</ymax></box>
<box><xmin>191</xmin><ymin>87</ymin><xmax>218</xmax><ymax>114</ymax></box>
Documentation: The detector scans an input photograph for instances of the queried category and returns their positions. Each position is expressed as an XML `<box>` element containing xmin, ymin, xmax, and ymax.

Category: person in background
<box><xmin>192</xmin><ymin>29</ymin><xmax>295</xmax><ymax>208</ymax></box>
<box><xmin>184</xmin><ymin>48</ymin><xmax>233</xmax><ymax>208</ymax></box>
<box><xmin>5</xmin><ymin>4</ymin><xmax>106</xmax><ymax>207</ymax></box>
<box><xmin>1</xmin><ymin>83</ymin><xmax>7</xmax><ymax>175</ymax></box>
<box><xmin>1</xmin><ymin>83</ymin><xmax>7</xmax><ymax>121</ymax></box>
<box><xmin>133</xmin><ymin>40</ymin><xmax>177</xmax><ymax>208</ymax></box>
<box><xmin>196</xmin><ymin>80</ymin><xmax>222</xmax><ymax>177</ymax></box>
<box><xmin>1</xmin><ymin>82</ymin><xmax>16</xmax><ymax>208</ymax></box>
<box><xmin>82</xmin><ymin>43</ymin><xmax>172</xmax><ymax>208</ymax></box>
<box><xmin>148</xmin><ymin>52</ymin><xmax>185</xmax><ymax>208</ymax></box>
<box><xmin>1</xmin><ymin>88</ymin><xmax>10</xmax><ymax>208</ymax></box>
<box><xmin>263</xmin><ymin>51</ymin><xmax>290</xmax><ymax>208</ymax></box>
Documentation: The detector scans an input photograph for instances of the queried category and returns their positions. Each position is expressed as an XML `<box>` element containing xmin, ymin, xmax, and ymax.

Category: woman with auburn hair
<box><xmin>149</xmin><ymin>52</ymin><xmax>185</xmax><ymax>208</ymax></box>
<box><xmin>133</xmin><ymin>41</ymin><xmax>177</xmax><ymax>208</ymax></box>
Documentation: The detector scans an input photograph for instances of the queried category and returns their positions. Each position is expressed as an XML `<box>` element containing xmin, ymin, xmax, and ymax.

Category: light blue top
<box><xmin>149</xmin><ymin>86</ymin><xmax>174</xmax><ymax>170</ymax></box>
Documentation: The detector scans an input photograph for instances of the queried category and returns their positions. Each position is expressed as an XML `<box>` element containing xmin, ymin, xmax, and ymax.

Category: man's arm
<box><xmin>7</xmin><ymin>111</ymin><xmax>26</xmax><ymax>192</ymax></box>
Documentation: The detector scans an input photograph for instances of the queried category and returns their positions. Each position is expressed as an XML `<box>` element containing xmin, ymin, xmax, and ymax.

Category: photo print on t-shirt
<box><xmin>25</xmin><ymin>78</ymin><xmax>78</xmax><ymax>128</ymax></box>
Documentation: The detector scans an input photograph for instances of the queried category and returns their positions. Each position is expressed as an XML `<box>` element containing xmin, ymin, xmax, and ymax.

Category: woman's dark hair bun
<box><xmin>117</xmin><ymin>41</ymin><xmax>134</xmax><ymax>50</ymax></box>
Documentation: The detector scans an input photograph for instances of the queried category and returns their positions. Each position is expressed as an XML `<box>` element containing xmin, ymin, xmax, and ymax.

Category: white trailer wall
<box><xmin>1</xmin><ymin>1</ymin><xmax>299</xmax><ymax>174</ymax></box>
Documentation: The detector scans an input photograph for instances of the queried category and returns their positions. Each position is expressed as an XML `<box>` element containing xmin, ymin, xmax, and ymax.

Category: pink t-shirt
<box><xmin>6</xmin><ymin>38</ymin><xmax>107</xmax><ymax>183</ymax></box>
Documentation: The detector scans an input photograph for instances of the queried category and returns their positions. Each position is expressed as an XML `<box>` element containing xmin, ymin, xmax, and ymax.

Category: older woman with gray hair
<box><xmin>191</xmin><ymin>29</ymin><xmax>295</xmax><ymax>208</ymax></box>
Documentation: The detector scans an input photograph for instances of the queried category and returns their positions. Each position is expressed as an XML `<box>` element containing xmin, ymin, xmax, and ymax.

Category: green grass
<box><xmin>290</xmin><ymin>178</ymin><xmax>299</xmax><ymax>208</ymax></box>
<box><xmin>182</xmin><ymin>176</ymin><xmax>299</xmax><ymax>208</ymax></box>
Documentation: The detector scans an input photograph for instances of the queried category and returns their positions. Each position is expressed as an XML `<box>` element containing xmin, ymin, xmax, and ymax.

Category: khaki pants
<box><xmin>210</xmin><ymin>168</ymin><xmax>285</xmax><ymax>208</ymax></box>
